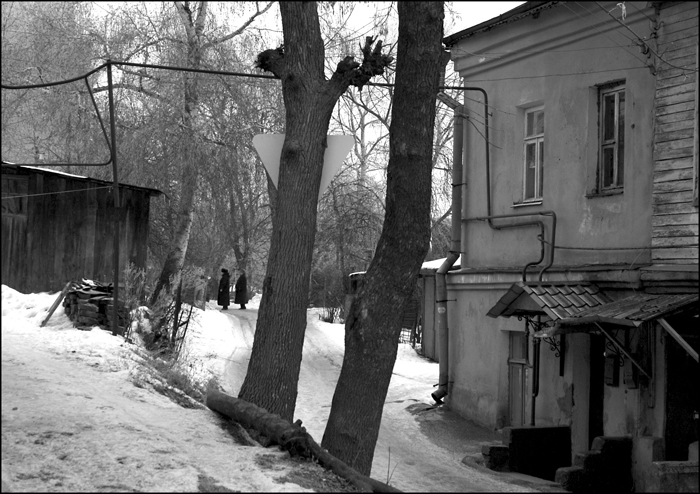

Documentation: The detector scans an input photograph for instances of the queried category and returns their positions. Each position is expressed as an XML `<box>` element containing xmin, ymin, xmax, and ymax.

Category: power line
<box><xmin>449</xmin><ymin>43</ymin><xmax>639</xmax><ymax>60</ymax></box>
<box><xmin>593</xmin><ymin>1</ymin><xmax>699</xmax><ymax>74</ymax></box>
<box><xmin>564</xmin><ymin>2</ymin><xmax>652</xmax><ymax>70</ymax></box>
<box><xmin>1</xmin><ymin>185</ymin><xmax>114</xmax><ymax>200</ymax></box>
<box><xmin>463</xmin><ymin>66</ymin><xmax>647</xmax><ymax>83</ymax></box>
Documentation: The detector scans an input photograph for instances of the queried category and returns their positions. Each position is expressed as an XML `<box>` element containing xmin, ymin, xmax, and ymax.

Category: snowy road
<box><xmin>217</xmin><ymin>307</ymin><xmax>535</xmax><ymax>492</ymax></box>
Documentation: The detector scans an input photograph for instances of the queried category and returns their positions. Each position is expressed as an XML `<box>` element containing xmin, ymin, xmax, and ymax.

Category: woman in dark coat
<box><xmin>234</xmin><ymin>270</ymin><xmax>248</xmax><ymax>310</ymax></box>
<box><xmin>217</xmin><ymin>269</ymin><xmax>231</xmax><ymax>310</ymax></box>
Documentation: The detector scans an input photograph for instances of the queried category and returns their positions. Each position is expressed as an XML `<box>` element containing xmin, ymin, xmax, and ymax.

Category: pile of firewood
<box><xmin>63</xmin><ymin>279</ymin><xmax>127</xmax><ymax>333</ymax></box>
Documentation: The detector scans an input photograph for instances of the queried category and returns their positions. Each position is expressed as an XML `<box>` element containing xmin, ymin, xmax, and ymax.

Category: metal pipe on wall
<box><xmin>432</xmin><ymin>92</ymin><xmax>464</xmax><ymax>404</ymax></box>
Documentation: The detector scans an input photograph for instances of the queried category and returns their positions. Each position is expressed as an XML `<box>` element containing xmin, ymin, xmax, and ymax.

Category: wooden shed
<box><xmin>1</xmin><ymin>164</ymin><xmax>162</xmax><ymax>294</ymax></box>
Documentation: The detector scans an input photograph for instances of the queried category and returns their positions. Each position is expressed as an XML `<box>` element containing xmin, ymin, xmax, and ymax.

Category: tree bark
<box><xmin>321</xmin><ymin>2</ymin><xmax>445</xmax><ymax>476</ymax></box>
<box><xmin>239</xmin><ymin>1</ymin><xmax>391</xmax><ymax>422</ymax></box>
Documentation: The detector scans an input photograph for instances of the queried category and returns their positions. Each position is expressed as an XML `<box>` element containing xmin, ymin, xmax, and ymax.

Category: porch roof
<box><xmin>535</xmin><ymin>292</ymin><xmax>699</xmax><ymax>366</ymax></box>
<box><xmin>486</xmin><ymin>282</ymin><xmax>612</xmax><ymax>320</ymax></box>
<box><xmin>553</xmin><ymin>293</ymin><xmax>698</xmax><ymax>329</ymax></box>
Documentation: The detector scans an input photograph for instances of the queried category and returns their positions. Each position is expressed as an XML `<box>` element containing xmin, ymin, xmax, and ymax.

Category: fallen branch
<box><xmin>41</xmin><ymin>281</ymin><xmax>73</xmax><ymax>327</ymax></box>
<box><xmin>205</xmin><ymin>389</ymin><xmax>401</xmax><ymax>493</ymax></box>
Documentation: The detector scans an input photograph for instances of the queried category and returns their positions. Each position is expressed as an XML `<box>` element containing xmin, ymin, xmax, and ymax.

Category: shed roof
<box><xmin>1</xmin><ymin>164</ymin><xmax>163</xmax><ymax>196</ymax></box>
<box><xmin>443</xmin><ymin>1</ymin><xmax>558</xmax><ymax>47</ymax></box>
<box><xmin>486</xmin><ymin>281</ymin><xmax>612</xmax><ymax>320</ymax></box>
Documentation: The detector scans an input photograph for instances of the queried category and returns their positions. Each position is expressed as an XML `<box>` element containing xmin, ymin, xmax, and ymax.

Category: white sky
<box><xmin>1</xmin><ymin>284</ymin><xmax>534</xmax><ymax>492</ymax></box>
<box><xmin>449</xmin><ymin>1</ymin><xmax>526</xmax><ymax>34</ymax></box>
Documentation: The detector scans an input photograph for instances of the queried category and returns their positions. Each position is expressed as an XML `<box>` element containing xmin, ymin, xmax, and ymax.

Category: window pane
<box><xmin>535</xmin><ymin>111</ymin><xmax>544</xmax><ymax>135</ymax></box>
<box><xmin>602</xmin><ymin>146</ymin><xmax>614</xmax><ymax>187</ymax></box>
<box><xmin>510</xmin><ymin>332</ymin><xmax>526</xmax><ymax>360</ymax></box>
<box><xmin>618</xmin><ymin>92</ymin><xmax>625</xmax><ymax>186</ymax></box>
<box><xmin>526</xmin><ymin>112</ymin><xmax>534</xmax><ymax>137</ymax></box>
<box><xmin>603</xmin><ymin>94</ymin><xmax>616</xmax><ymax>141</ymax></box>
<box><xmin>525</xmin><ymin>143</ymin><xmax>536</xmax><ymax>199</ymax></box>
<box><xmin>538</xmin><ymin>140</ymin><xmax>544</xmax><ymax>198</ymax></box>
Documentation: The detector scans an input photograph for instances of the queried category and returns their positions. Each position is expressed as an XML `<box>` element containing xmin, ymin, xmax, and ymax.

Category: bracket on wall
<box><xmin>595</xmin><ymin>322</ymin><xmax>652</xmax><ymax>380</ymax></box>
<box><xmin>520</xmin><ymin>315</ymin><xmax>565</xmax><ymax>376</ymax></box>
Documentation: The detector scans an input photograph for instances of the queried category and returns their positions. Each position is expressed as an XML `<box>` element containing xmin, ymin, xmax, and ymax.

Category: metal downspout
<box><xmin>457</xmin><ymin>86</ymin><xmax>559</xmax><ymax>425</ymax></box>
<box><xmin>432</xmin><ymin>93</ymin><xmax>464</xmax><ymax>404</ymax></box>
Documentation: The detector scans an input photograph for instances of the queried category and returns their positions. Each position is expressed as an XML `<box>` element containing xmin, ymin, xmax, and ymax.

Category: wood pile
<box><xmin>63</xmin><ymin>279</ymin><xmax>128</xmax><ymax>333</ymax></box>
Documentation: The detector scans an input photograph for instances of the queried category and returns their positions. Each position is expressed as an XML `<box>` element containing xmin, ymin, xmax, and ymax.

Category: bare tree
<box><xmin>321</xmin><ymin>1</ymin><xmax>447</xmax><ymax>475</ymax></box>
<box><xmin>238</xmin><ymin>1</ymin><xmax>392</xmax><ymax>421</ymax></box>
<box><xmin>149</xmin><ymin>0</ymin><xmax>273</xmax><ymax>304</ymax></box>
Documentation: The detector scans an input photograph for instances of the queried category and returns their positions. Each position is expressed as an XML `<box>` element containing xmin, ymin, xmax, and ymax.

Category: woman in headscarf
<box><xmin>217</xmin><ymin>268</ymin><xmax>231</xmax><ymax>310</ymax></box>
<box><xmin>234</xmin><ymin>270</ymin><xmax>248</xmax><ymax>310</ymax></box>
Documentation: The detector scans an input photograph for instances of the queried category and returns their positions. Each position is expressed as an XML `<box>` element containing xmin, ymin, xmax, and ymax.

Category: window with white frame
<box><xmin>523</xmin><ymin>108</ymin><xmax>544</xmax><ymax>201</ymax></box>
<box><xmin>599</xmin><ymin>82</ymin><xmax>625</xmax><ymax>190</ymax></box>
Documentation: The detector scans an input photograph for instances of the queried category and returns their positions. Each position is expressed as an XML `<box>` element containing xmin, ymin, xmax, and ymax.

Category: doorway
<box><xmin>588</xmin><ymin>334</ymin><xmax>605</xmax><ymax>448</ymax></box>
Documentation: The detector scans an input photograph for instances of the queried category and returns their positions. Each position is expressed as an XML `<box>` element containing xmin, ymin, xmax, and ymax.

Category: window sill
<box><xmin>512</xmin><ymin>199</ymin><xmax>543</xmax><ymax>208</ymax></box>
<box><xmin>586</xmin><ymin>188</ymin><xmax>623</xmax><ymax>198</ymax></box>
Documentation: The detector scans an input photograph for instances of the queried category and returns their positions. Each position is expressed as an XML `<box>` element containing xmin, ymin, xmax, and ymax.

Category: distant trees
<box><xmin>148</xmin><ymin>1</ymin><xmax>274</xmax><ymax>304</ymax></box>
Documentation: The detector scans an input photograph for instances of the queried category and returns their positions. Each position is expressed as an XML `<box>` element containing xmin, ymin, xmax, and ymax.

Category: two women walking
<box><xmin>217</xmin><ymin>268</ymin><xmax>249</xmax><ymax>311</ymax></box>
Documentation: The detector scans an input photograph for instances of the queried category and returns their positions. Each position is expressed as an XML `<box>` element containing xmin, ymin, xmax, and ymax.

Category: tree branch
<box><xmin>201</xmin><ymin>1</ymin><xmax>275</xmax><ymax>50</ymax></box>
<box><xmin>254</xmin><ymin>45</ymin><xmax>286</xmax><ymax>79</ymax></box>
<box><xmin>91</xmin><ymin>82</ymin><xmax>166</xmax><ymax>101</ymax></box>
<box><xmin>174</xmin><ymin>1</ymin><xmax>196</xmax><ymax>40</ymax></box>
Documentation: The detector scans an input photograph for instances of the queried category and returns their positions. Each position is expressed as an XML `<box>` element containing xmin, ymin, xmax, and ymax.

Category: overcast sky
<box><xmin>449</xmin><ymin>1</ymin><xmax>526</xmax><ymax>34</ymax></box>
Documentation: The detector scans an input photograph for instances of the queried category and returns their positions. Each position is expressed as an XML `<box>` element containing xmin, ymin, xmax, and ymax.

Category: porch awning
<box><xmin>535</xmin><ymin>293</ymin><xmax>699</xmax><ymax>337</ymax></box>
<box><xmin>486</xmin><ymin>282</ymin><xmax>612</xmax><ymax>320</ymax></box>
<box><xmin>535</xmin><ymin>293</ymin><xmax>699</xmax><ymax>366</ymax></box>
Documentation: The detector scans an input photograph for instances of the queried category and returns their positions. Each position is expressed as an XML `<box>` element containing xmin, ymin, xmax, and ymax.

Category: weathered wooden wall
<box><xmin>652</xmin><ymin>2</ymin><xmax>699</xmax><ymax>264</ymax></box>
<box><xmin>1</xmin><ymin>166</ymin><xmax>158</xmax><ymax>294</ymax></box>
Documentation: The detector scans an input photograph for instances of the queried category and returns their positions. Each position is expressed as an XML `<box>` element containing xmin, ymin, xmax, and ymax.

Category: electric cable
<box><xmin>594</xmin><ymin>1</ymin><xmax>698</xmax><ymax>73</ymax></box>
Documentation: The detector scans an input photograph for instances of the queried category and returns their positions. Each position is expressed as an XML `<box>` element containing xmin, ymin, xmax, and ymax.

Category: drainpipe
<box><xmin>431</xmin><ymin>92</ymin><xmax>464</xmax><ymax>404</ymax></box>
<box><xmin>455</xmin><ymin>87</ymin><xmax>559</xmax><ymax>425</ymax></box>
<box><xmin>531</xmin><ymin>316</ymin><xmax>541</xmax><ymax>425</ymax></box>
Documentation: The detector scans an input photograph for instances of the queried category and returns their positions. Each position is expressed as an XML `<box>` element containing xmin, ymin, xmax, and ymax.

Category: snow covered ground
<box><xmin>1</xmin><ymin>285</ymin><xmax>544</xmax><ymax>492</ymax></box>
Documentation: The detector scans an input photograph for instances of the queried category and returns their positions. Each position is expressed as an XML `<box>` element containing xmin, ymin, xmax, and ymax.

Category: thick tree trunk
<box><xmin>321</xmin><ymin>2</ymin><xmax>445</xmax><ymax>476</ymax></box>
<box><xmin>238</xmin><ymin>2</ymin><xmax>333</xmax><ymax>422</ymax></box>
<box><xmin>205</xmin><ymin>389</ymin><xmax>400</xmax><ymax>493</ymax></box>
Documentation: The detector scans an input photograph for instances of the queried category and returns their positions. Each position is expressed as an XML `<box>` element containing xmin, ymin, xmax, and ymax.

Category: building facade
<box><xmin>430</xmin><ymin>1</ymin><xmax>698</xmax><ymax>490</ymax></box>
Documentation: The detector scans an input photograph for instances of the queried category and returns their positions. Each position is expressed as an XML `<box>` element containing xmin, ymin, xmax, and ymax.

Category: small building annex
<box><xmin>1</xmin><ymin>164</ymin><xmax>162</xmax><ymax>294</ymax></box>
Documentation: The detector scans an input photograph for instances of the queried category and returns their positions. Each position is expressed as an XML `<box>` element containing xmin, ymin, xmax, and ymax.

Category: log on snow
<box><xmin>205</xmin><ymin>389</ymin><xmax>400</xmax><ymax>493</ymax></box>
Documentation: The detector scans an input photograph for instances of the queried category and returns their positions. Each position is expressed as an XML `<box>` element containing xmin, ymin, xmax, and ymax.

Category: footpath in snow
<box><xmin>2</xmin><ymin>284</ymin><xmax>558</xmax><ymax>492</ymax></box>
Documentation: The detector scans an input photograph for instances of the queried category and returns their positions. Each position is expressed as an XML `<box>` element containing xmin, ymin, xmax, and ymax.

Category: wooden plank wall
<box><xmin>1</xmin><ymin>167</ymin><xmax>155</xmax><ymax>294</ymax></box>
<box><xmin>652</xmin><ymin>2</ymin><xmax>699</xmax><ymax>264</ymax></box>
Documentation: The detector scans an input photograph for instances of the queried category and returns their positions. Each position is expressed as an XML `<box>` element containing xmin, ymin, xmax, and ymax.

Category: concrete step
<box><xmin>555</xmin><ymin>465</ymin><xmax>587</xmax><ymax>493</ymax></box>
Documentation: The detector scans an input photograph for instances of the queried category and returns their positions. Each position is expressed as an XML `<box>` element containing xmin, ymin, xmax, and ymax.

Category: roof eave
<box><xmin>443</xmin><ymin>1</ymin><xmax>558</xmax><ymax>47</ymax></box>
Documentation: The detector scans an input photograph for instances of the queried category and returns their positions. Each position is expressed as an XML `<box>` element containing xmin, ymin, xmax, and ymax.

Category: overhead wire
<box><xmin>564</xmin><ymin>2</ymin><xmax>653</xmax><ymax>69</ymax></box>
<box><xmin>1</xmin><ymin>185</ymin><xmax>115</xmax><ymax>199</ymax></box>
<box><xmin>449</xmin><ymin>42</ymin><xmax>639</xmax><ymax>60</ymax></box>
<box><xmin>593</xmin><ymin>1</ymin><xmax>698</xmax><ymax>73</ymax></box>
<box><xmin>462</xmin><ymin>66</ymin><xmax>648</xmax><ymax>83</ymax></box>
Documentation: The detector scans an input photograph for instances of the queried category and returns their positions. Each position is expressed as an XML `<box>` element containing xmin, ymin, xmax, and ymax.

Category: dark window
<box><xmin>599</xmin><ymin>82</ymin><xmax>625</xmax><ymax>190</ymax></box>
